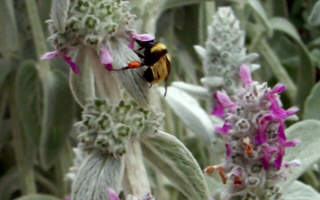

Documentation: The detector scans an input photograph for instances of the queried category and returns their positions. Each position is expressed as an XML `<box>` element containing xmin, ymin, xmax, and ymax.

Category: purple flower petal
<box><xmin>215</xmin><ymin>123</ymin><xmax>232</xmax><ymax>135</ymax></box>
<box><xmin>129</xmin><ymin>37</ymin><xmax>135</xmax><ymax>50</ymax></box>
<box><xmin>41</xmin><ymin>50</ymin><xmax>59</xmax><ymax>60</ymax></box>
<box><xmin>105</xmin><ymin>63</ymin><xmax>113</xmax><ymax>71</ymax></box>
<box><xmin>273</xmin><ymin>138</ymin><xmax>299</xmax><ymax>170</ymax></box>
<box><xmin>239</xmin><ymin>64</ymin><xmax>252</xmax><ymax>87</ymax></box>
<box><xmin>283</xmin><ymin>160</ymin><xmax>301</xmax><ymax>168</ymax></box>
<box><xmin>132</xmin><ymin>33</ymin><xmax>155</xmax><ymax>42</ymax></box>
<box><xmin>212</xmin><ymin>91</ymin><xmax>235</xmax><ymax>117</ymax></box>
<box><xmin>277</xmin><ymin>120</ymin><xmax>286</xmax><ymax>141</ymax></box>
<box><xmin>285</xmin><ymin>139</ymin><xmax>300</xmax><ymax>147</ymax></box>
<box><xmin>61</xmin><ymin>54</ymin><xmax>80</xmax><ymax>74</ymax></box>
<box><xmin>255</xmin><ymin>114</ymin><xmax>273</xmax><ymax>145</ymax></box>
<box><xmin>107</xmin><ymin>188</ymin><xmax>120</xmax><ymax>200</ymax></box>
<box><xmin>260</xmin><ymin>145</ymin><xmax>277</xmax><ymax>170</ymax></box>
<box><xmin>286</xmin><ymin>107</ymin><xmax>299</xmax><ymax>117</ymax></box>
<box><xmin>271</xmin><ymin>84</ymin><xmax>286</xmax><ymax>94</ymax></box>
<box><xmin>225</xmin><ymin>143</ymin><xmax>232</xmax><ymax>158</ymax></box>
<box><xmin>266</xmin><ymin>90</ymin><xmax>287</xmax><ymax>119</ymax></box>
<box><xmin>273</xmin><ymin>148</ymin><xmax>284</xmax><ymax>170</ymax></box>
<box><xmin>100</xmin><ymin>48</ymin><xmax>113</xmax><ymax>71</ymax></box>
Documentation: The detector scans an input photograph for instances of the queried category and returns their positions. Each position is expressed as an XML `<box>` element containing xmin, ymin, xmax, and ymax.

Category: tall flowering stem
<box><xmin>196</xmin><ymin>7</ymin><xmax>259</xmax><ymax>95</ymax></box>
<box><xmin>206</xmin><ymin>65</ymin><xmax>300</xmax><ymax>200</ymax></box>
<box><xmin>70</xmin><ymin>98</ymin><xmax>162</xmax><ymax>200</ymax></box>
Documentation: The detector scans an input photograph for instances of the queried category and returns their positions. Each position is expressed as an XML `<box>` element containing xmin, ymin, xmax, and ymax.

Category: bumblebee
<box><xmin>112</xmin><ymin>38</ymin><xmax>171</xmax><ymax>96</ymax></box>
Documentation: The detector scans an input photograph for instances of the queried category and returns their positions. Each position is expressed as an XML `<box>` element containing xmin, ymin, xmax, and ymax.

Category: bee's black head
<box><xmin>136</xmin><ymin>39</ymin><xmax>156</xmax><ymax>49</ymax></box>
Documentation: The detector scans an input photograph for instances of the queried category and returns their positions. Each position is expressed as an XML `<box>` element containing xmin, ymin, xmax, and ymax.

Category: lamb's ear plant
<box><xmin>43</xmin><ymin>1</ymin><xmax>210</xmax><ymax>200</ymax></box>
<box><xmin>161</xmin><ymin>5</ymin><xmax>320</xmax><ymax>200</ymax></box>
<box><xmin>2</xmin><ymin>1</ymin><xmax>320</xmax><ymax>200</ymax></box>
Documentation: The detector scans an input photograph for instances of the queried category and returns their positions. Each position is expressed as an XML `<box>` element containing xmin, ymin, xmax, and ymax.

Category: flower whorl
<box><xmin>198</xmin><ymin>7</ymin><xmax>259</xmax><ymax>94</ymax></box>
<box><xmin>76</xmin><ymin>98</ymin><xmax>162</xmax><ymax>157</ymax></box>
<box><xmin>48</xmin><ymin>0</ymin><xmax>135</xmax><ymax>50</ymax></box>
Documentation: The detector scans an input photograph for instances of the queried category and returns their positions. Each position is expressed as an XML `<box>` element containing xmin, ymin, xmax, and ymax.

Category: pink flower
<box><xmin>212</xmin><ymin>91</ymin><xmax>235</xmax><ymax>117</ymax></box>
<box><xmin>107</xmin><ymin>188</ymin><xmax>120</xmax><ymax>200</ymax></box>
<box><xmin>41</xmin><ymin>50</ymin><xmax>80</xmax><ymax>74</ymax></box>
<box><xmin>283</xmin><ymin>160</ymin><xmax>301</xmax><ymax>168</ymax></box>
<box><xmin>239</xmin><ymin>64</ymin><xmax>252</xmax><ymax>87</ymax></box>
<box><xmin>260</xmin><ymin>145</ymin><xmax>277</xmax><ymax>170</ymax></box>
<box><xmin>215</xmin><ymin>123</ymin><xmax>233</xmax><ymax>135</ymax></box>
<box><xmin>100</xmin><ymin>47</ymin><xmax>113</xmax><ymax>71</ymax></box>
<box><xmin>273</xmin><ymin>139</ymin><xmax>300</xmax><ymax>170</ymax></box>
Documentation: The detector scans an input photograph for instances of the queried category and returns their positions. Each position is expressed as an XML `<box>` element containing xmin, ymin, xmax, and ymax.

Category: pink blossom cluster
<box><xmin>206</xmin><ymin>65</ymin><xmax>300</xmax><ymax>198</ymax></box>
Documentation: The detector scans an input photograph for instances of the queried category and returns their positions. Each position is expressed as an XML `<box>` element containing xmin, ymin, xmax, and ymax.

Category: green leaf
<box><xmin>39</xmin><ymin>69</ymin><xmax>75</xmax><ymax>170</ymax></box>
<box><xmin>282</xmin><ymin>120</ymin><xmax>320</xmax><ymax>187</ymax></box>
<box><xmin>270</xmin><ymin>18</ymin><xmax>301</xmax><ymax>42</ymax></box>
<box><xmin>15</xmin><ymin>61</ymin><xmax>43</xmax><ymax>146</ymax></box>
<box><xmin>50</xmin><ymin>0</ymin><xmax>70</xmax><ymax>33</ymax></box>
<box><xmin>16</xmin><ymin>194</ymin><xmax>61</xmax><ymax>200</ymax></box>
<box><xmin>247</xmin><ymin>0</ymin><xmax>273</xmax><ymax>35</ymax></box>
<box><xmin>303</xmin><ymin>82</ymin><xmax>320</xmax><ymax>120</ymax></box>
<box><xmin>0</xmin><ymin>59</ymin><xmax>11</xmax><ymax>90</ymax></box>
<box><xmin>160</xmin><ymin>87</ymin><xmax>215</xmax><ymax>144</ymax></box>
<box><xmin>71</xmin><ymin>152</ymin><xmax>124</xmax><ymax>200</ymax></box>
<box><xmin>256</xmin><ymin>39</ymin><xmax>296</xmax><ymax>102</ymax></box>
<box><xmin>0</xmin><ymin>169</ymin><xmax>20</xmax><ymax>200</ymax></box>
<box><xmin>141</xmin><ymin>131</ymin><xmax>210</xmax><ymax>200</ymax></box>
<box><xmin>270</xmin><ymin>17</ymin><xmax>315</xmax><ymax>108</ymax></box>
<box><xmin>69</xmin><ymin>48</ymin><xmax>96</xmax><ymax>107</ymax></box>
<box><xmin>308</xmin><ymin>0</ymin><xmax>320</xmax><ymax>26</ymax></box>
<box><xmin>0</xmin><ymin>0</ymin><xmax>19</xmax><ymax>56</ymax></box>
<box><xmin>309</xmin><ymin>37</ymin><xmax>320</xmax><ymax>49</ymax></box>
<box><xmin>283</xmin><ymin>181</ymin><xmax>320</xmax><ymax>200</ymax></box>
<box><xmin>310</xmin><ymin>49</ymin><xmax>320</xmax><ymax>68</ymax></box>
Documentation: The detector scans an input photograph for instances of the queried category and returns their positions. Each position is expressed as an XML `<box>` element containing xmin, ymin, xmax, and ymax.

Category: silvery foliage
<box><xmin>65</xmin><ymin>146</ymin><xmax>87</xmax><ymax>182</ymax></box>
<box><xmin>70</xmin><ymin>98</ymin><xmax>162</xmax><ymax>200</ymax></box>
<box><xmin>195</xmin><ymin>7</ymin><xmax>260</xmax><ymax>94</ymax></box>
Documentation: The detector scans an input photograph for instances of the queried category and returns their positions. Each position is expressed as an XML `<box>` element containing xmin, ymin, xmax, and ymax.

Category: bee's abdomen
<box><xmin>143</xmin><ymin>67</ymin><xmax>154</xmax><ymax>83</ymax></box>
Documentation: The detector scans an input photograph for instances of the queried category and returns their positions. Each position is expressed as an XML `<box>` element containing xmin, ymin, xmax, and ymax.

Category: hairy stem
<box><xmin>123</xmin><ymin>140</ymin><xmax>151</xmax><ymax>197</ymax></box>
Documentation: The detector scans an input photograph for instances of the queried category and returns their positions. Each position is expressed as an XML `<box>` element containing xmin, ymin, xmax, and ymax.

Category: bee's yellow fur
<box><xmin>151</xmin><ymin>43</ymin><xmax>167</xmax><ymax>54</ymax></box>
<box><xmin>151</xmin><ymin>54</ymin><xmax>170</xmax><ymax>84</ymax></box>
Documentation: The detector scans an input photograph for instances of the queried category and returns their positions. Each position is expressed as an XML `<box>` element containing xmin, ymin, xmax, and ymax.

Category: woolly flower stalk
<box><xmin>43</xmin><ymin>0</ymin><xmax>139</xmax><ymax>71</ymax></box>
<box><xmin>205</xmin><ymin>65</ymin><xmax>300</xmax><ymax>200</ymax></box>
<box><xmin>195</xmin><ymin>7</ymin><xmax>259</xmax><ymax>95</ymax></box>
<box><xmin>70</xmin><ymin>98</ymin><xmax>162</xmax><ymax>200</ymax></box>
<box><xmin>41</xmin><ymin>0</ymin><xmax>155</xmax><ymax>105</ymax></box>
